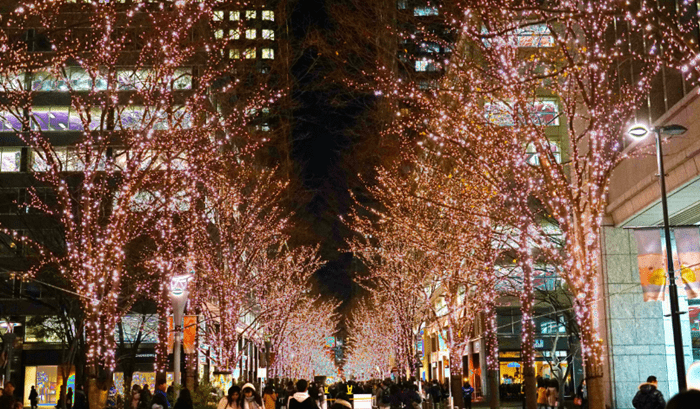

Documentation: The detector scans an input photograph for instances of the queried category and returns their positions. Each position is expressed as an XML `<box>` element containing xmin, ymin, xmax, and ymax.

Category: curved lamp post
<box><xmin>628</xmin><ymin>123</ymin><xmax>688</xmax><ymax>392</ymax></box>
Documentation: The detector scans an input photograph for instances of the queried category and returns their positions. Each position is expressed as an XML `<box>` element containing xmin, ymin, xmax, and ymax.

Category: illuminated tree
<box><xmin>343</xmin><ymin>296</ymin><xmax>395</xmax><ymax>381</ymax></box>
<box><xmin>0</xmin><ymin>0</ymin><xmax>281</xmax><ymax>402</ymax></box>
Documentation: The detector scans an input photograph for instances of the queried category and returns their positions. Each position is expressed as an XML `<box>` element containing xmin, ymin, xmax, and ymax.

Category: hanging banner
<box><xmin>633</xmin><ymin>229</ymin><xmax>666</xmax><ymax>301</ymax></box>
<box><xmin>167</xmin><ymin>315</ymin><xmax>197</xmax><ymax>354</ymax></box>
<box><xmin>673</xmin><ymin>227</ymin><xmax>700</xmax><ymax>299</ymax></box>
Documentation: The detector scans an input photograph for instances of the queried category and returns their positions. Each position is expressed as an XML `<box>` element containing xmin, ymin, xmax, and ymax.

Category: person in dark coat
<box><xmin>0</xmin><ymin>381</ymin><xmax>16</xmax><ymax>409</ymax></box>
<box><xmin>632</xmin><ymin>376</ymin><xmax>665</xmax><ymax>409</ymax></box>
<box><xmin>73</xmin><ymin>385</ymin><xmax>88</xmax><ymax>409</ymax></box>
<box><xmin>288</xmin><ymin>380</ymin><xmax>317</xmax><ymax>409</ymax></box>
<box><xmin>151</xmin><ymin>378</ymin><xmax>171</xmax><ymax>409</ymax></box>
<box><xmin>67</xmin><ymin>387</ymin><xmax>74</xmax><ymax>409</ymax></box>
<box><xmin>29</xmin><ymin>386</ymin><xmax>39</xmax><ymax>409</ymax></box>
<box><xmin>666</xmin><ymin>389</ymin><xmax>700</xmax><ymax>409</ymax></box>
<box><xmin>462</xmin><ymin>382</ymin><xmax>474</xmax><ymax>409</ymax></box>
<box><xmin>174</xmin><ymin>388</ymin><xmax>194</xmax><ymax>409</ymax></box>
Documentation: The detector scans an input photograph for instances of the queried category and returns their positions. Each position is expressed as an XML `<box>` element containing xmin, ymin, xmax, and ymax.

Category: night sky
<box><xmin>288</xmin><ymin>0</ymin><xmax>369</xmax><ymax>310</ymax></box>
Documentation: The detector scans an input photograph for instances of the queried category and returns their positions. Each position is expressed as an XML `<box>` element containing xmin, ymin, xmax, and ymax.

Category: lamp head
<box><xmin>628</xmin><ymin>125</ymin><xmax>649</xmax><ymax>139</ymax></box>
<box><xmin>658</xmin><ymin>124</ymin><xmax>688</xmax><ymax>135</ymax></box>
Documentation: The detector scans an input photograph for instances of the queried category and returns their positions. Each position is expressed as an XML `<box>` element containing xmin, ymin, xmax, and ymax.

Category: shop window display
<box><xmin>24</xmin><ymin>366</ymin><xmax>75</xmax><ymax>407</ymax></box>
<box><xmin>112</xmin><ymin>372</ymin><xmax>174</xmax><ymax>396</ymax></box>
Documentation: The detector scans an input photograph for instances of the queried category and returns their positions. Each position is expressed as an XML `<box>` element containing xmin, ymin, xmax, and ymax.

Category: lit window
<box><xmin>231</xmin><ymin>29</ymin><xmax>240</xmax><ymax>40</ymax></box>
<box><xmin>262</xmin><ymin>10</ymin><xmax>274</xmax><ymax>21</ymax></box>
<box><xmin>215</xmin><ymin>29</ymin><xmax>224</xmax><ymax>39</ymax></box>
<box><xmin>261</xmin><ymin>48</ymin><xmax>274</xmax><ymax>59</ymax></box>
<box><xmin>262</xmin><ymin>29</ymin><xmax>274</xmax><ymax>40</ymax></box>
<box><xmin>415</xmin><ymin>59</ymin><xmax>437</xmax><ymax>72</ymax></box>
<box><xmin>244</xmin><ymin>48</ymin><xmax>256</xmax><ymax>59</ymax></box>
<box><xmin>246</xmin><ymin>29</ymin><xmax>257</xmax><ymax>39</ymax></box>
<box><xmin>397</xmin><ymin>0</ymin><xmax>407</xmax><ymax>9</ymax></box>
<box><xmin>419</xmin><ymin>42</ymin><xmax>440</xmax><ymax>53</ymax></box>
<box><xmin>230</xmin><ymin>49</ymin><xmax>240</xmax><ymax>59</ymax></box>
<box><xmin>484</xmin><ymin>100</ymin><xmax>559</xmax><ymax>127</ymax></box>
<box><xmin>230</xmin><ymin>11</ymin><xmax>240</xmax><ymax>21</ymax></box>
<box><xmin>0</xmin><ymin>111</ymin><xmax>21</xmax><ymax>132</ymax></box>
<box><xmin>245</xmin><ymin>10</ymin><xmax>256</xmax><ymax>19</ymax></box>
<box><xmin>526</xmin><ymin>142</ymin><xmax>561</xmax><ymax>166</ymax></box>
<box><xmin>213</xmin><ymin>10</ymin><xmax>224</xmax><ymax>21</ymax></box>
<box><xmin>0</xmin><ymin>148</ymin><xmax>21</xmax><ymax>172</ymax></box>
<box><xmin>514</xmin><ymin>24</ymin><xmax>554</xmax><ymax>48</ymax></box>
<box><xmin>414</xmin><ymin>6</ymin><xmax>438</xmax><ymax>16</ymax></box>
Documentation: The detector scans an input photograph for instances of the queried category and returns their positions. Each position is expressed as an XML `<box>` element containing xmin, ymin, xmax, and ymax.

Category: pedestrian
<box><xmin>218</xmin><ymin>385</ymin><xmax>241</xmax><ymax>409</ymax></box>
<box><xmin>240</xmin><ymin>383</ymin><xmax>263</xmax><ymax>409</ymax></box>
<box><xmin>546</xmin><ymin>379</ymin><xmax>558</xmax><ymax>409</ymax></box>
<box><xmin>536</xmin><ymin>378</ymin><xmax>548</xmax><ymax>409</ymax></box>
<box><xmin>152</xmin><ymin>377</ymin><xmax>171</xmax><ymax>409</ymax></box>
<box><xmin>461</xmin><ymin>382</ymin><xmax>474</xmax><ymax>409</ymax></box>
<box><xmin>131</xmin><ymin>385</ymin><xmax>142</xmax><ymax>409</ymax></box>
<box><xmin>174</xmin><ymin>388</ymin><xmax>194</xmax><ymax>409</ymax></box>
<box><xmin>428</xmin><ymin>380</ymin><xmax>441</xmax><ymax>409</ymax></box>
<box><xmin>167</xmin><ymin>386</ymin><xmax>176</xmax><ymax>409</ymax></box>
<box><xmin>141</xmin><ymin>385</ymin><xmax>153</xmax><ymax>409</ymax></box>
<box><xmin>67</xmin><ymin>387</ymin><xmax>74</xmax><ymax>409</ymax></box>
<box><xmin>73</xmin><ymin>385</ymin><xmax>88</xmax><ymax>409</ymax></box>
<box><xmin>0</xmin><ymin>381</ymin><xmax>16</xmax><ymax>409</ymax></box>
<box><xmin>288</xmin><ymin>380</ymin><xmax>317</xmax><ymax>409</ymax></box>
<box><xmin>264</xmin><ymin>384</ymin><xmax>278</xmax><ymax>409</ymax></box>
<box><xmin>574</xmin><ymin>380</ymin><xmax>587</xmax><ymax>409</ymax></box>
<box><xmin>666</xmin><ymin>389</ymin><xmax>700</xmax><ymax>409</ymax></box>
<box><xmin>29</xmin><ymin>385</ymin><xmax>39</xmax><ymax>409</ymax></box>
<box><xmin>632</xmin><ymin>376</ymin><xmax>665</xmax><ymax>409</ymax></box>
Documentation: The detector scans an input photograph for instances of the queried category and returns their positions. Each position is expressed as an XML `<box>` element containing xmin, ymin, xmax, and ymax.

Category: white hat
<box><xmin>242</xmin><ymin>383</ymin><xmax>256</xmax><ymax>392</ymax></box>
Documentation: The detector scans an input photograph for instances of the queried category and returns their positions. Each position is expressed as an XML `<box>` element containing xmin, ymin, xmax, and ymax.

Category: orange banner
<box><xmin>167</xmin><ymin>315</ymin><xmax>197</xmax><ymax>354</ymax></box>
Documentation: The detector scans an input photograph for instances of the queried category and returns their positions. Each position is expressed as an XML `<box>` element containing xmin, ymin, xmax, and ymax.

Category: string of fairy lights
<box><xmin>0</xmin><ymin>0</ymin><xmax>337</xmax><ymax>390</ymax></box>
<box><xmin>338</xmin><ymin>1</ymin><xmax>700</xmax><ymax>406</ymax></box>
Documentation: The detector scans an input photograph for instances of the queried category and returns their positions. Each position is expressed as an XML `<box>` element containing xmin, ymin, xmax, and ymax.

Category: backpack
<box><xmin>381</xmin><ymin>387</ymin><xmax>391</xmax><ymax>405</ymax></box>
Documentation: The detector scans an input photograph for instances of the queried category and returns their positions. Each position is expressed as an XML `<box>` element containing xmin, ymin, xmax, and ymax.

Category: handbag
<box><xmin>573</xmin><ymin>397</ymin><xmax>582</xmax><ymax>406</ymax></box>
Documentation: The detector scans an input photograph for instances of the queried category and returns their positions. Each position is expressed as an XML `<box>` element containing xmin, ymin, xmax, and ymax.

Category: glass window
<box><xmin>230</xmin><ymin>29</ymin><xmax>240</xmax><ymax>40</ymax></box>
<box><xmin>262</xmin><ymin>29</ymin><xmax>274</xmax><ymax>40</ymax></box>
<box><xmin>172</xmin><ymin>68</ymin><xmax>192</xmax><ymax>90</ymax></box>
<box><xmin>415</xmin><ymin>59</ymin><xmax>437</xmax><ymax>72</ymax></box>
<box><xmin>262</xmin><ymin>10</ymin><xmax>274</xmax><ymax>21</ymax></box>
<box><xmin>414</xmin><ymin>6</ymin><xmax>438</xmax><ymax>16</ymax></box>
<box><xmin>215</xmin><ymin>29</ymin><xmax>224</xmax><ymax>39</ymax></box>
<box><xmin>484</xmin><ymin>100</ymin><xmax>559</xmax><ymax>127</ymax></box>
<box><xmin>0</xmin><ymin>148</ymin><xmax>21</xmax><ymax>172</ymax></box>
<box><xmin>261</xmin><ymin>48</ymin><xmax>274</xmax><ymax>59</ymax></box>
<box><xmin>514</xmin><ymin>24</ymin><xmax>554</xmax><ymax>48</ymax></box>
<box><xmin>245</xmin><ymin>10</ymin><xmax>256</xmax><ymax>19</ymax></box>
<box><xmin>230</xmin><ymin>49</ymin><xmax>241</xmax><ymax>59</ymax></box>
<box><xmin>397</xmin><ymin>0</ymin><xmax>407</xmax><ymax>9</ymax></box>
<box><xmin>213</xmin><ymin>10</ymin><xmax>224</xmax><ymax>21</ymax></box>
<box><xmin>419</xmin><ymin>42</ymin><xmax>440</xmax><ymax>53</ymax></box>
<box><xmin>246</xmin><ymin>29</ymin><xmax>257</xmax><ymax>39</ymax></box>
<box><xmin>230</xmin><ymin>11</ymin><xmax>240</xmax><ymax>21</ymax></box>
<box><xmin>0</xmin><ymin>111</ymin><xmax>22</xmax><ymax>132</ymax></box>
<box><xmin>244</xmin><ymin>48</ymin><xmax>256</xmax><ymax>59</ymax></box>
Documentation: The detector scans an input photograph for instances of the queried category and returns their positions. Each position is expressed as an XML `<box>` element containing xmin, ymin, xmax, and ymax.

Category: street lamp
<box><xmin>628</xmin><ymin>123</ymin><xmax>688</xmax><ymax>392</ymax></box>
<box><xmin>170</xmin><ymin>270</ymin><xmax>193</xmax><ymax>393</ymax></box>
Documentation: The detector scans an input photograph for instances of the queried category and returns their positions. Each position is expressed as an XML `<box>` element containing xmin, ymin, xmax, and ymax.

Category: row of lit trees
<box><xmin>338</xmin><ymin>1</ymin><xmax>700</xmax><ymax>408</ymax></box>
<box><xmin>0</xmin><ymin>0</ymin><xmax>325</xmax><ymax>407</ymax></box>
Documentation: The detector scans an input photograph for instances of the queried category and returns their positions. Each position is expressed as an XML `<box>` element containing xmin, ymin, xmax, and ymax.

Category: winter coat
<box><xmin>536</xmin><ymin>387</ymin><xmax>548</xmax><ymax>405</ymax></box>
<box><xmin>29</xmin><ymin>389</ymin><xmax>39</xmax><ymax>404</ymax></box>
<box><xmin>632</xmin><ymin>383</ymin><xmax>665</xmax><ymax>409</ymax></box>
<box><xmin>217</xmin><ymin>397</ymin><xmax>238</xmax><ymax>409</ymax></box>
<box><xmin>288</xmin><ymin>392</ymin><xmax>317</xmax><ymax>409</ymax></box>
<box><xmin>151</xmin><ymin>390</ymin><xmax>171</xmax><ymax>409</ymax></box>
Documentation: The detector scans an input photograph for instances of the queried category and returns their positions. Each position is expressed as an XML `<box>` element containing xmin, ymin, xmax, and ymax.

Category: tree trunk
<box><xmin>585</xmin><ymin>360</ymin><xmax>605</xmax><ymax>409</ymax></box>
<box><xmin>519</xmin><ymin>242</ymin><xmax>537</xmax><ymax>409</ymax></box>
<box><xmin>88</xmin><ymin>377</ymin><xmax>108</xmax><ymax>409</ymax></box>
<box><xmin>487</xmin><ymin>369</ymin><xmax>500</xmax><ymax>409</ymax></box>
<box><xmin>449</xmin><ymin>352</ymin><xmax>464</xmax><ymax>409</ymax></box>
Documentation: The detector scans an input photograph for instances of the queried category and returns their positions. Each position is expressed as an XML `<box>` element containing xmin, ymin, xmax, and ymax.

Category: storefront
<box><xmin>23</xmin><ymin>366</ymin><xmax>75</xmax><ymax>407</ymax></box>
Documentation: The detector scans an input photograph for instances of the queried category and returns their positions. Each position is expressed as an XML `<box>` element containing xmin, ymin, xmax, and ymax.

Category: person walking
<box><xmin>461</xmin><ymin>382</ymin><xmax>474</xmax><ymax>409</ymax></box>
<box><xmin>0</xmin><ymin>381</ymin><xmax>16</xmax><ymax>409</ymax></box>
<box><xmin>288</xmin><ymin>380</ymin><xmax>317</xmax><ymax>409</ymax></box>
<box><xmin>152</xmin><ymin>377</ymin><xmax>171</xmax><ymax>409</ymax></box>
<box><xmin>140</xmin><ymin>385</ymin><xmax>153</xmax><ymax>409</ymax></box>
<box><xmin>67</xmin><ymin>387</ymin><xmax>74</xmax><ymax>409</ymax></box>
<box><xmin>174</xmin><ymin>389</ymin><xmax>194</xmax><ymax>409</ymax></box>
<box><xmin>218</xmin><ymin>386</ymin><xmax>241</xmax><ymax>409</ymax></box>
<box><xmin>428</xmin><ymin>381</ymin><xmax>441</xmax><ymax>409</ymax></box>
<box><xmin>264</xmin><ymin>384</ymin><xmax>278</xmax><ymax>409</ymax></box>
<box><xmin>632</xmin><ymin>376</ymin><xmax>665</xmax><ymax>409</ymax></box>
<box><xmin>575</xmin><ymin>380</ymin><xmax>587</xmax><ymax>409</ymax></box>
<box><xmin>546</xmin><ymin>379</ymin><xmax>558</xmax><ymax>409</ymax></box>
<box><xmin>240</xmin><ymin>384</ymin><xmax>263</xmax><ymax>409</ymax></box>
<box><xmin>536</xmin><ymin>378</ymin><xmax>548</xmax><ymax>409</ymax></box>
<box><xmin>29</xmin><ymin>386</ymin><xmax>39</xmax><ymax>409</ymax></box>
<box><xmin>131</xmin><ymin>385</ymin><xmax>142</xmax><ymax>409</ymax></box>
<box><xmin>73</xmin><ymin>385</ymin><xmax>88</xmax><ymax>409</ymax></box>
